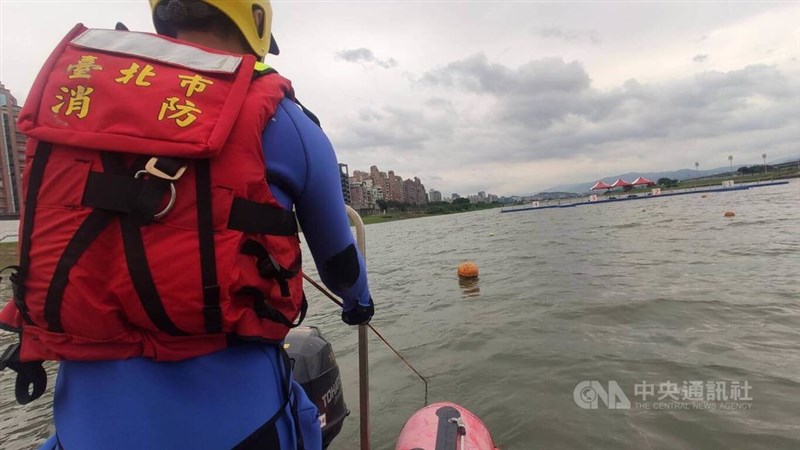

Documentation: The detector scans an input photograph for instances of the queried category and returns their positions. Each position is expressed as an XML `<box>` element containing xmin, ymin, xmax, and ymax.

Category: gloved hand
<box><xmin>342</xmin><ymin>297</ymin><xmax>374</xmax><ymax>326</ymax></box>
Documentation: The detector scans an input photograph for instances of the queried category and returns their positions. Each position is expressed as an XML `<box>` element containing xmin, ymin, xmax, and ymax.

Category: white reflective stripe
<box><xmin>71</xmin><ymin>29</ymin><xmax>242</xmax><ymax>74</ymax></box>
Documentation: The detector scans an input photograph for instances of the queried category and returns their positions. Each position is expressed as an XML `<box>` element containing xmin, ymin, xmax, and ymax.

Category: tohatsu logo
<box><xmin>322</xmin><ymin>375</ymin><xmax>343</xmax><ymax>408</ymax></box>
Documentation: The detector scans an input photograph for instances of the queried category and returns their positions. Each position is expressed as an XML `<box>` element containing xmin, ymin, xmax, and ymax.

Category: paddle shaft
<box><xmin>344</xmin><ymin>206</ymin><xmax>371</xmax><ymax>450</ymax></box>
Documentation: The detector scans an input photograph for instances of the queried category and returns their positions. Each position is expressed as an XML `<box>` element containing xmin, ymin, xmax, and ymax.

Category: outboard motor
<box><xmin>286</xmin><ymin>326</ymin><xmax>348</xmax><ymax>448</ymax></box>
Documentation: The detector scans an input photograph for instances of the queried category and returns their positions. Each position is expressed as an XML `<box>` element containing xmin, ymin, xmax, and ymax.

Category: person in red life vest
<box><xmin>0</xmin><ymin>0</ymin><xmax>373</xmax><ymax>448</ymax></box>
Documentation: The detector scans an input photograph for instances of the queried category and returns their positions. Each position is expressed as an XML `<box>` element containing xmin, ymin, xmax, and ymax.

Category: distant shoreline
<box><xmin>502</xmin><ymin>180</ymin><xmax>791</xmax><ymax>213</ymax></box>
<box><xmin>358</xmin><ymin>205</ymin><xmax>502</xmax><ymax>225</ymax></box>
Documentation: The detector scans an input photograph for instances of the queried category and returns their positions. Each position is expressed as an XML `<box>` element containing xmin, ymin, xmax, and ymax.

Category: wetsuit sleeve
<box><xmin>262</xmin><ymin>98</ymin><xmax>371</xmax><ymax>311</ymax></box>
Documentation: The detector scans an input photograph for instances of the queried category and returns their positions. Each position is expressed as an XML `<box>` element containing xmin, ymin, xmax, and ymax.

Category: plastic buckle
<box><xmin>145</xmin><ymin>157</ymin><xmax>187</xmax><ymax>181</ymax></box>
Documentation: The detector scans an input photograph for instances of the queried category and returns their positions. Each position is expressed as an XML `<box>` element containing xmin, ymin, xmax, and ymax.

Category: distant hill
<box><xmin>531</xmin><ymin>191</ymin><xmax>582</xmax><ymax>200</ymax></box>
<box><xmin>544</xmin><ymin>157</ymin><xmax>798</xmax><ymax>194</ymax></box>
<box><xmin>544</xmin><ymin>169</ymin><xmax>722</xmax><ymax>194</ymax></box>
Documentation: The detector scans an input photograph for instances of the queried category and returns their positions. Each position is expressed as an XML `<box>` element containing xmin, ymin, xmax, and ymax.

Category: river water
<box><xmin>1</xmin><ymin>181</ymin><xmax>799</xmax><ymax>449</ymax></box>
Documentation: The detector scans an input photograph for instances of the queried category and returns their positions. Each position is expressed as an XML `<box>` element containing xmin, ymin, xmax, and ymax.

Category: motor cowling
<box><xmin>286</xmin><ymin>326</ymin><xmax>348</xmax><ymax>448</ymax></box>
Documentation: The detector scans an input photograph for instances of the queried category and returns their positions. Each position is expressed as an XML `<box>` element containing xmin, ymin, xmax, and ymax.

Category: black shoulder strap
<box><xmin>14</xmin><ymin>141</ymin><xmax>52</xmax><ymax>326</ymax></box>
<box><xmin>195</xmin><ymin>159</ymin><xmax>222</xmax><ymax>333</ymax></box>
<box><xmin>116</xmin><ymin>155</ymin><xmax>187</xmax><ymax>336</ymax></box>
<box><xmin>44</xmin><ymin>208</ymin><xmax>115</xmax><ymax>332</ymax></box>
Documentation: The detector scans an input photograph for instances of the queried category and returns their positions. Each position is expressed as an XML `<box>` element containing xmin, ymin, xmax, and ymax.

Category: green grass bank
<box><xmin>1</xmin><ymin>242</ymin><xmax>18</xmax><ymax>268</ymax></box>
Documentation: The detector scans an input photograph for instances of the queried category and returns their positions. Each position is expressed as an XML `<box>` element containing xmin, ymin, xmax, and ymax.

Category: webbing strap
<box><xmin>240</xmin><ymin>239</ymin><xmax>300</xmax><ymax>297</ymax></box>
<box><xmin>111</xmin><ymin>153</ymin><xmax>187</xmax><ymax>336</ymax></box>
<box><xmin>0</xmin><ymin>343</ymin><xmax>47</xmax><ymax>405</ymax></box>
<box><xmin>84</xmin><ymin>155</ymin><xmax>179</xmax><ymax>226</ymax></box>
<box><xmin>195</xmin><ymin>159</ymin><xmax>222</xmax><ymax>333</ymax></box>
<box><xmin>120</xmin><ymin>217</ymin><xmax>187</xmax><ymax>336</ymax></box>
<box><xmin>44</xmin><ymin>209</ymin><xmax>115</xmax><ymax>332</ymax></box>
<box><xmin>3</xmin><ymin>266</ymin><xmax>25</xmax><ymax>330</ymax></box>
<box><xmin>227</xmin><ymin>198</ymin><xmax>297</xmax><ymax>236</ymax></box>
<box><xmin>294</xmin><ymin>98</ymin><xmax>321</xmax><ymax>128</ymax></box>
<box><xmin>82</xmin><ymin>172</ymin><xmax>143</xmax><ymax>213</ymax></box>
<box><xmin>130</xmin><ymin>177</ymin><xmax>172</xmax><ymax>226</ymax></box>
<box><xmin>15</xmin><ymin>142</ymin><xmax>52</xmax><ymax>326</ymax></box>
<box><xmin>236</xmin><ymin>287</ymin><xmax>307</xmax><ymax>329</ymax></box>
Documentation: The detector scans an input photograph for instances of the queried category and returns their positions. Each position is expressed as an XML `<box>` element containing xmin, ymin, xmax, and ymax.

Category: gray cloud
<box><xmin>420</xmin><ymin>54</ymin><xmax>590</xmax><ymax>96</ymax></box>
<box><xmin>693</xmin><ymin>54</ymin><xmax>709</xmax><ymax>63</ymax></box>
<box><xmin>525</xmin><ymin>64</ymin><xmax>793</xmax><ymax>159</ymax></box>
<box><xmin>378</xmin><ymin>55</ymin><xmax>800</xmax><ymax>168</ymax></box>
<box><xmin>335</xmin><ymin>48</ymin><xmax>397</xmax><ymax>68</ymax></box>
<box><xmin>424</xmin><ymin>97</ymin><xmax>455</xmax><ymax>110</ymax></box>
<box><xmin>537</xmin><ymin>27</ymin><xmax>601</xmax><ymax>44</ymax></box>
<box><xmin>335</xmin><ymin>105</ymin><xmax>454</xmax><ymax>152</ymax></box>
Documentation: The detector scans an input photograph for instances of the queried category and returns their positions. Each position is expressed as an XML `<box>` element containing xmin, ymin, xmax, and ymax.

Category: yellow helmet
<box><xmin>149</xmin><ymin>0</ymin><xmax>278</xmax><ymax>57</ymax></box>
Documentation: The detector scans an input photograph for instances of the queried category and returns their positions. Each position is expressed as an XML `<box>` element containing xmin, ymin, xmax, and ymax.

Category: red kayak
<box><xmin>395</xmin><ymin>402</ymin><xmax>498</xmax><ymax>450</ymax></box>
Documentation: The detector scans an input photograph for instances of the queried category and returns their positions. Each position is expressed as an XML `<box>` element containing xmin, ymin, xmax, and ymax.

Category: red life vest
<box><xmin>0</xmin><ymin>24</ymin><xmax>307</xmax><ymax>363</ymax></box>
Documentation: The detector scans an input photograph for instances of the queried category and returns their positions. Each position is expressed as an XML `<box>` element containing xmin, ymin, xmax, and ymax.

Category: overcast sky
<box><xmin>2</xmin><ymin>1</ymin><xmax>798</xmax><ymax>195</ymax></box>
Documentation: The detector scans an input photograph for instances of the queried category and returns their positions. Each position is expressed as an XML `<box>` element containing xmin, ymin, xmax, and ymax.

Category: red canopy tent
<box><xmin>590</xmin><ymin>180</ymin><xmax>612</xmax><ymax>190</ymax></box>
<box><xmin>610</xmin><ymin>179</ymin><xmax>632</xmax><ymax>189</ymax></box>
<box><xmin>631</xmin><ymin>177</ymin><xmax>656</xmax><ymax>187</ymax></box>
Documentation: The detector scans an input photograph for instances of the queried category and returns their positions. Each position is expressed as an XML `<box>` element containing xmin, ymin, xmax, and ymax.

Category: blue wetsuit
<box><xmin>41</xmin><ymin>98</ymin><xmax>371</xmax><ymax>450</ymax></box>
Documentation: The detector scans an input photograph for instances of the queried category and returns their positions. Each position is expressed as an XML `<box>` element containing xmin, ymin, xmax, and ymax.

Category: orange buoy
<box><xmin>458</xmin><ymin>262</ymin><xmax>479</xmax><ymax>278</ymax></box>
<box><xmin>724</xmin><ymin>210</ymin><xmax>735</xmax><ymax>217</ymax></box>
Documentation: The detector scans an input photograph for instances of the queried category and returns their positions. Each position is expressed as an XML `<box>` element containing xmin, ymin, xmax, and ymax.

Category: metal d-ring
<box><xmin>134</xmin><ymin>170</ymin><xmax>177</xmax><ymax>220</ymax></box>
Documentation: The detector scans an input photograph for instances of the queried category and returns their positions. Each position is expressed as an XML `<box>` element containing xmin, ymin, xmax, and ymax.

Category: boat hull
<box><xmin>395</xmin><ymin>402</ymin><xmax>498</xmax><ymax>450</ymax></box>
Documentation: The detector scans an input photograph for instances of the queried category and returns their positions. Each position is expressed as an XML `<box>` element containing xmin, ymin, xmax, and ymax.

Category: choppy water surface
<box><xmin>1</xmin><ymin>181</ymin><xmax>799</xmax><ymax>449</ymax></box>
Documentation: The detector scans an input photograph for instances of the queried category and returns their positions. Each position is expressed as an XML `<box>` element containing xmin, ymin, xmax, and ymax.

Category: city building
<box><xmin>403</xmin><ymin>177</ymin><xmax>427</xmax><ymax>205</ymax></box>
<box><xmin>349</xmin><ymin>176</ymin><xmax>381</xmax><ymax>215</ymax></box>
<box><xmin>348</xmin><ymin>164</ymin><xmax>431</xmax><ymax>207</ymax></box>
<box><xmin>349</xmin><ymin>181</ymin><xmax>367</xmax><ymax>210</ymax></box>
<box><xmin>0</xmin><ymin>83</ymin><xmax>26</xmax><ymax>215</ymax></box>
<box><xmin>428</xmin><ymin>189</ymin><xmax>442</xmax><ymax>203</ymax></box>
<box><xmin>369</xmin><ymin>165</ymin><xmax>392</xmax><ymax>203</ymax></box>
<box><xmin>387</xmin><ymin>170</ymin><xmax>405</xmax><ymax>203</ymax></box>
<box><xmin>351</xmin><ymin>170</ymin><xmax>370</xmax><ymax>183</ymax></box>
<box><xmin>338</xmin><ymin>163</ymin><xmax>351</xmax><ymax>205</ymax></box>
